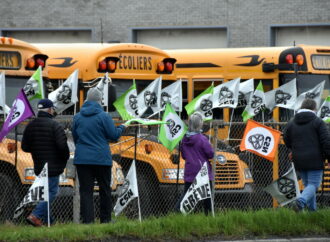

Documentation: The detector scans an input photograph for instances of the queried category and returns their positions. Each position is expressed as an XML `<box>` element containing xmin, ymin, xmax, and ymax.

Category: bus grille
<box><xmin>214</xmin><ymin>160</ymin><xmax>239</xmax><ymax>185</ymax></box>
<box><xmin>321</xmin><ymin>168</ymin><xmax>330</xmax><ymax>191</ymax></box>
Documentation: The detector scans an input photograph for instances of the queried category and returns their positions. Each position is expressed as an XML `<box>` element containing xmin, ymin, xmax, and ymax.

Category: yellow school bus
<box><xmin>0</xmin><ymin>37</ymin><xmax>50</xmax><ymax>221</ymax></box>
<box><xmin>168</xmin><ymin>45</ymin><xmax>330</xmax><ymax>203</ymax></box>
<box><xmin>35</xmin><ymin>43</ymin><xmax>253</xmax><ymax>215</ymax></box>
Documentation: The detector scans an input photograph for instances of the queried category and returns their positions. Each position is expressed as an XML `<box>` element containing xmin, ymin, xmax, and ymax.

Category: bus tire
<box><xmin>0</xmin><ymin>173</ymin><xmax>20</xmax><ymax>221</ymax></box>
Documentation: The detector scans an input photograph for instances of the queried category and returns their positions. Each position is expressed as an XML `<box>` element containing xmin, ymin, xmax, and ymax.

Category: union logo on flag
<box><xmin>240</xmin><ymin>119</ymin><xmax>281</xmax><ymax>161</ymax></box>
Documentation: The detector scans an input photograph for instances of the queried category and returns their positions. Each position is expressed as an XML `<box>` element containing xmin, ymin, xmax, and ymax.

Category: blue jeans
<box><xmin>32</xmin><ymin>176</ymin><xmax>59</xmax><ymax>224</ymax></box>
<box><xmin>296</xmin><ymin>170</ymin><xmax>323</xmax><ymax>211</ymax></box>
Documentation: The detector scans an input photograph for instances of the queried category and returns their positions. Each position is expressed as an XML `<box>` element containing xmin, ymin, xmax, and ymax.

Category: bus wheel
<box><xmin>0</xmin><ymin>173</ymin><xmax>19</xmax><ymax>221</ymax></box>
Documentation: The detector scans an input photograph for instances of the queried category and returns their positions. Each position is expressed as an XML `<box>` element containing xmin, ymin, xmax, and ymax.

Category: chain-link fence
<box><xmin>1</xmin><ymin>116</ymin><xmax>330</xmax><ymax>225</ymax></box>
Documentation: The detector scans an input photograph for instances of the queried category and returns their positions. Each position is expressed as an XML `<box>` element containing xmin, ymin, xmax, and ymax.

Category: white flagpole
<box><xmin>137</xmin><ymin>194</ymin><xmax>142</xmax><ymax>223</ymax></box>
<box><xmin>227</xmin><ymin>109</ymin><xmax>235</xmax><ymax>141</ymax></box>
<box><xmin>210</xmin><ymin>181</ymin><xmax>215</xmax><ymax>217</ymax></box>
<box><xmin>262</xmin><ymin>111</ymin><xmax>265</xmax><ymax>124</ymax></box>
<box><xmin>47</xmin><ymin>164</ymin><xmax>50</xmax><ymax>227</ymax></box>
<box><xmin>208</xmin><ymin>121</ymin><xmax>212</xmax><ymax>142</ymax></box>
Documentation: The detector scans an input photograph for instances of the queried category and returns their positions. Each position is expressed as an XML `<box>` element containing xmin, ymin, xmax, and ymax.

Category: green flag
<box><xmin>242</xmin><ymin>80</ymin><xmax>266</xmax><ymax>122</ymax></box>
<box><xmin>317</xmin><ymin>96</ymin><xmax>330</xmax><ymax>123</ymax></box>
<box><xmin>114</xmin><ymin>80</ymin><xmax>139</xmax><ymax>120</ymax></box>
<box><xmin>158</xmin><ymin>103</ymin><xmax>187</xmax><ymax>151</ymax></box>
<box><xmin>185</xmin><ymin>84</ymin><xmax>214</xmax><ymax>121</ymax></box>
<box><xmin>124</xmin><ymin>118</ymin><xmax>167</xmax><ymax>126</ymax></box>
<box><xmin>23</xmin><ymin>66</ymin><xmax>44</xmax><ymax>101</ymax></box>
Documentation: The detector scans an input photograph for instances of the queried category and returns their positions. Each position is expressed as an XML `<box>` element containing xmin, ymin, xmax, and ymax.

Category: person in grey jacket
<box><xmin>72</xmin><ymin>87</ymin><xmax>125</xmax><ymax>224</ymax></box>
<box><xmin>283</xmin><ymin>98</ymin><xmax>330</xmax><ymax>211</ymax></box>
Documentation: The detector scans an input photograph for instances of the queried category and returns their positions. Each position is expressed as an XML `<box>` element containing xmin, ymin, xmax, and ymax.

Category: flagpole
<box><xmin>47</xmin><ymin>164</ymin><xmax>50</xmax><ymax>228</ymax></box>
<box><xmin>210</xmin><ymin>181</ymin><xmax>215</xmax><ymax>218</ymax></box>
<box><xmin>227</xmin><ymin>109</ymin><xmax>235</xmax><ymax>141</ymax></box>
<box><xmin>211</xmin><ymin>121</ymin><xmax>217</xmax><ymax>217</ymax></box>
<box><xmin>134</xmin><ymin>125</ymin><xmax>142</xmax><ymax>222</ymax></box>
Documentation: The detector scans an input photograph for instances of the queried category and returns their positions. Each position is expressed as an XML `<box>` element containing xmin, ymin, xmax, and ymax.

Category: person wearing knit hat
<box><xmin>86</xmin><ymin>87</ymin><xmax>103</xmax><ymax>104</ymax></box>
<box><xmin>72</xmin><ymin>87</ymin><xmax>126</xmax><ymax>224</ymax></box>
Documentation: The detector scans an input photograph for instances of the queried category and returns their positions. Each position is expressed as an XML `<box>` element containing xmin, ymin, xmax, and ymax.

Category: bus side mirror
<box><xmin>108</xmin><ymin>83</ymin><xmax>117</xmax><ymax>112</ymax></box>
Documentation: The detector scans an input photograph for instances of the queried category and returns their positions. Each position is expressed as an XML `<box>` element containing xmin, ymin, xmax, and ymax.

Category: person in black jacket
<box><xmin>22</xmin><ymin>99</ymin><xmax>70</xmax><ymax>226</ymax></box>
<box><xmin>283</xmin><ymin>98</ymin><xmax>330</xmax><ymax>211</ymax></box>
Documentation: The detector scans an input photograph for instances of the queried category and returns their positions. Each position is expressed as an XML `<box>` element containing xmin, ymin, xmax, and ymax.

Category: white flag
<box><xmin>294</xmin><ymin>80</ymin><xmax>325</xmax><ymax>111</ymax></box>
<box><xmin>114</xmin><ymin>160</ymin><xmax>139</xmax><ymax>216</ymax></box>
<box><xmin>14</xmin><ymin>163</ymin><xmax>49</xmax><ymax>218</ymax></box>
<box><xmin>317</xmin><ymin>96</ymin><xmax>330</xmax><ymax>123</ymax></box>
<box><xmin>0</xmin><ymin>72</ymin><xmax>9</xmax><ymax>115</ymax></box>
<box><xmin>96</xmin><ymin>72</ymin><xmax>109</xmax><ymax>107</ymax></box>
<box><xmin>137</xmin><ymin>76</ymin><xmax>162</xmax><ymax>116</ymax></box>
<box><xmin>237</xmin><ymin>78</ymin><xmax>254</xmax><ymax>107</ymax></box>
<box><xmin>48</xmin><ymin>69</ymin><xmax>79</xmax><ymax>114</ymax></box>
<box><xmin>161</xmin><ymin>79</ymin><xmax>182</xmax><ymax>112</ymax></box>
<box><xmin>265</xmin><ymin>78</ymin><xmax>297</xmax><ymax>111</ymax></box>
<box><xmin>264</xmin><ymin>163</ymin><xmax>300</xmax><ymax>206</ymax></box>
<box><xmin>242</xmin><ymin>81</ymin><xmax>266</xmax><ymax>122</ymax></box>
<box><xmin>180</xmin><ymin>162</ymin><xmax>211</xmax><ymax>215</ymax></box>
<box><xmin>212</xmin><ymin>77</ymin><xmax>240</xmax><ymax>109</ymax></box>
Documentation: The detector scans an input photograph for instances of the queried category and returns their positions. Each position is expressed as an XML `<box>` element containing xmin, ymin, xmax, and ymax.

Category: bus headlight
<box><xmin>116</xmin><ymin>168</ymin><xmax>125</xmax><ymax>184</ymax></box>
<box><xmin>24</xmin><ymin>168</ymin><xmax>35</xmax><ymax>182</ymax></box>
<box><xmin>59</xmin><ymin>173</ymin><xmax>68</xmax><ymax>183</ymax></box>
<box><xmin>244</xmin><ymin>168</ymin><xmax>253</xmax><ymax>179</ymax></box>
<box><xmin>162</xmin><ymin>169</ymin><xmax>184</xmax><ymax>180</ymax></box>
<box><xmin>216</xmin><ymin>154</ymin><xmax>227</xmax><ymax>165</ymax></box>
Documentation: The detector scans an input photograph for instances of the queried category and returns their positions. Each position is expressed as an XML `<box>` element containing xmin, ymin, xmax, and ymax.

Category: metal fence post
<box><xmin>73</xmin><ymin>171</ymin><xmax>80</xmax><ymax>224</ymax></box>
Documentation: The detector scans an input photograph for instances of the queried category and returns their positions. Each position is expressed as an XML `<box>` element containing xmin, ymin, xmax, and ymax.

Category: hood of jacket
<box><xmin>182</xmin><ymin>133</ymin><xmax>203</xmax><ymax>146</ymax></box>
<box><xmin>80</xmin><ymin>101</ymin><xmax>103</xmax><ymax>117</ymax></box>
<box><xmin>294</xmin><ymin>110</ymin><xmax>317</xmax><ymax>125</ymax></box>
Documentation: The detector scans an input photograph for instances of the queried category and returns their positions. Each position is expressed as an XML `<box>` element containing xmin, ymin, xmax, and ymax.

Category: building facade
<box><xmin>0</xmin><ymin>0</ymin><xmax>329</xmax><ymax>48</ymax></box>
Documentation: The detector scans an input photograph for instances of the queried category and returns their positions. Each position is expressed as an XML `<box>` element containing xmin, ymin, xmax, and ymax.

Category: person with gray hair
<box><xmin>175</xmin><ymin>112</ymin><xmax>214</xmax><ymax>214</ymax></box>
<box><xmin>72</xmin><ymin>87</ymin><xmax>126</xmax><ymax>224</ymax></box>
<box><xmin>284</xmin><ymin>98</ymin><xmax>330</xmax><ymax>212</ymax></box>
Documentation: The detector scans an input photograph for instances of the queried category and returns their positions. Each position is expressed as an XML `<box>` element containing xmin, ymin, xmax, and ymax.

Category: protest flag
<box><xmin>114</xmin><ymin>160</ymin><xmax>140</xmax><ymax>220</ymax></box>
<box><xmin>242</xmin><ymin>81</ymin><xmax>266</xmax><ymax>122</ymax></box>
<box><xmin>14</xmin><ymin>163</ymin><xmax>49</xmax><ymax>219</ymax></box>
<box><xmin>240</xmin><ymin>119</ymin><xmax>281</xmax><ymax>162</ymax></box>
<box><xmin>294</xmin><ymin>80</ymin><xmax>325</xmax><ymax>111</ymax></box>
<box><xmin>237</xmin><ymin>78</ymin><xmax>254</xmax><ymax>107</ymax></box>
<box><xmin>0</xmin><ymin>71</ymin><xmax>10</xmax><ymax>116</ymax></box>
<box><xmin>158</xmin><ymin>103</ymin><xmax>187</xmax><ymax>151</ymax></box>
<box><xmin>161</xmin><ymin>79</ymin><xmax>182</xmax><ymax>112</ymax></box>
<box><xmin>264</xmin><ymin>162</ymin><xmax>300</xmax><ymax>206</ymax></box>
<box><xmin>137</xmin><ymin>76</ymin><xmax>162</xmax><ymax>117</ymax></box>
<box><xmin>114</xmin><ymin>79</ymin><xmax>139</xmax><ymax>120</ymax></box>
<box><xmin>180</xmin><ymin>162</ymin><xmax>213</xmax><ymax>215</ymax></box>
<box><xmin>265</xmin><ymin>78</ymin><xmax>297</xmax><ymax>111</ymax></box>
<box><xmin>23</xmin><ymin>66</ymin><xmax>45</xmax><ymax>101</ymax></box>
<box><xmin>317</xmin><ymin>96</ymin><xmax>330</xmax><ymax>123</ymax></box>
<box><xmin>185</xmin><ymin>83</ymin><xmax>214</xmax><ymax>121</ymax></box>
<box><xmin>48</xmin><ymin>69</ymin><xmax>79</xmax><ymax>114</ymax></box>
<box><xmin>97</xmin><ymin>72</ymin><xmax>109</xmax><ymax>108</ymax></box>
<box><xmin>0</xmin><ymin>89</ymin><xmax>35</xmax><ymax>142</ymax></box>
<box><xmin>212</xmin><ymin>77</ymin><xmax>240</xmax><ymax>109</ymax></box>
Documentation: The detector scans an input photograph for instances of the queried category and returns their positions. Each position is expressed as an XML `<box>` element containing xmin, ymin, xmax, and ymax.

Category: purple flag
<box><xmin>0</xmin><ymin>89</ymin><xmax>35</xmax><ymax>142</ymax></box>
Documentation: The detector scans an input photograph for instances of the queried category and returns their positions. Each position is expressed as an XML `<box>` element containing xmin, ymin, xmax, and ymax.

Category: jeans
<box><xmin>76</xmin><ymin>165</ymin><xmax>112</xmax><ymax>224</ymax></box>
<box><xmin>32</xmin><ymin>176</ymin><xmax>59</xmax><ymax>224</ymax></box>
<box><xmin>296</xmin><ymin>170</ymin><xmax>323</xmax><ymax>211</ymax></box>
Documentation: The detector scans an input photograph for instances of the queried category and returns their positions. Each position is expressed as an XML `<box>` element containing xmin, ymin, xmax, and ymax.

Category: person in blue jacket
<box><xmin>72</xmin><ymin>87</ymin><xmax>126</xmax><ymax>224</ymax></box>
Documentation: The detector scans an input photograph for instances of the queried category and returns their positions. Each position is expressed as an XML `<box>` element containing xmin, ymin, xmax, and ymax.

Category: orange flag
<box><xmin>240</xmin><ymin>120</ymin><xmax>281</xmax><ymax>162</ymax></box>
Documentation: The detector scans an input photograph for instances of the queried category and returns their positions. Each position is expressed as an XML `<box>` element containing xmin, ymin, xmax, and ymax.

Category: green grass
<box><xmin>1</xmin><ymin>208</ymin><xmax>330</xmax><ymax>241</ymax></box>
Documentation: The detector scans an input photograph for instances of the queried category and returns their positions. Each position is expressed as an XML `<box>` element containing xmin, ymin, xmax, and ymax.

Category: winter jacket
<box><xmin>21</xmin><ymin>111</ymin><xmax>70</xmax><ymax>176</ymax></box>
<box><xmin>283</xmin><ymin>109</ymin><xmax>330</xmax><ymax>171</ymax></box>
<box><xmin>181</xmin><ymin>132</ymin><xmax>215</xmax><ymax>182</ymax></box>
<box><xmin>72</xmin><ymin>101</ymin><xmax>125</xmax><ymax>166</ymax></box>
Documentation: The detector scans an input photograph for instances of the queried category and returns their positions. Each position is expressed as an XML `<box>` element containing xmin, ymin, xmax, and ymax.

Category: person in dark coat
<box><xmin>22</xmin><ymin>98</ymin><xmax>70</xmax><ymax>226</ymax></box>
<box><xmin>72</xmin><ymin>87</ymin><xmax>125</xmax><ymax>224</ymax></box>
<box><xmin>283</xmin><ymin>98</ymin><xmax>330</xmax><ymax>211</ymax></box>
<box><xmin>176</xmin><ymin>112</ymin><xmax>214</xmax><ymax>214</ymax></box>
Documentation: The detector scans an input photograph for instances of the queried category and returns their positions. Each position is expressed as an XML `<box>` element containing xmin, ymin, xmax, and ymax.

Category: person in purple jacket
<box><xmin>176</xmin><ymin>112</ymin><xmax>214</xmax><ymax>214</ymax></box>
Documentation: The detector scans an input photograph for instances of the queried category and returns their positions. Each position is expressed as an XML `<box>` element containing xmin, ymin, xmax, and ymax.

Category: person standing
<box><xmin>283</xmin><ymin>98</ymin><xmax>330</xmax><ymax>211</ymax></box>
<box><xmin>22</xmin><ymin>99</ymin><xmax>70</xmax><ymax>226</ymax></box>
<box><xmin>72</xmin><ymin>87</ymin><xmax>125</xmax><ymax>224</ymax></box>
<box><xmin>176</xmin><ymin>112</ymin><xmax>214</xmax><ymax>214</ymax></box>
